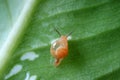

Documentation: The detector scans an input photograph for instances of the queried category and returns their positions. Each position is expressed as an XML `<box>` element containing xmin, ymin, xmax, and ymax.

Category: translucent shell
<box><xmin>50</xmin><ymin>36</ymin><xmax>68</xmax><ymax>66</ymax></box>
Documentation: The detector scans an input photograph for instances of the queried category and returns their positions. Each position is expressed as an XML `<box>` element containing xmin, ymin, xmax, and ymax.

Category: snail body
<box><xmin>50</xmin><ymin>36</ymin><xmax>68</xmax><ymax>66</ymax></box>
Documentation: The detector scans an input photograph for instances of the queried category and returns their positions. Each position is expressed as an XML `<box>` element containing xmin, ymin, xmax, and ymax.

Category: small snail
<box><xmin>50</xmin><ymin>27</ymin><xmax>73</xmax><ymax>67</ymax></box>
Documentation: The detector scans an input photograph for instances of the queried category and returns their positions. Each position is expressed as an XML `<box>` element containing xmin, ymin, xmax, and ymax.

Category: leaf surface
<box><xmin>0</xmin><ymin>0</ymin><xmax>120</xmax><ymax>80</ymax></box>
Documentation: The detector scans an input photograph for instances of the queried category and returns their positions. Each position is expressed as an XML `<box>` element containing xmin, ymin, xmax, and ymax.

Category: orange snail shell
<box><xmin>50</xmin><ymin>36</ymin><xmax>68</xmax><ymax>66</ymax></box>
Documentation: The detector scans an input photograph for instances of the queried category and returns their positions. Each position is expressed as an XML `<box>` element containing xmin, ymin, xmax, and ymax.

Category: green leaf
<box><xmin>0</xmin><ymin>0</ymin><xmax>38</xmax><ymax>72</ymax></box>
<box><xmin>0</xmin><ymin>0</ymin><xmax>120</xmax><ymax>80</ymax></box>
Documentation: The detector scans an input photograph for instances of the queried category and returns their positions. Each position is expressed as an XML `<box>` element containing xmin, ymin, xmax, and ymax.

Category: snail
<box><xmin>50</xmin><ymin>27</ymin><xmax>73</xmax><ymax>67</ymax></box>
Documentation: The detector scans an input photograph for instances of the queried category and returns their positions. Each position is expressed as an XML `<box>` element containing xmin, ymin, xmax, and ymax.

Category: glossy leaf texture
<box><xmin>0</xmin><ymin>0</ymin><xmax>120</xmax><ymax>80</ymax></box>
<box><xmin>0</xmin><ymin>0</ymin><xmax>27</xmax><ymax>48</ymax></box>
